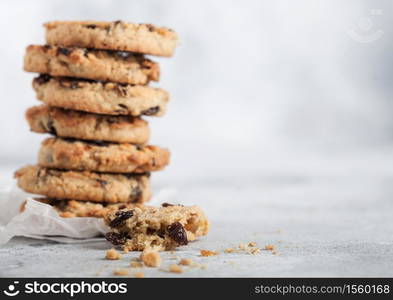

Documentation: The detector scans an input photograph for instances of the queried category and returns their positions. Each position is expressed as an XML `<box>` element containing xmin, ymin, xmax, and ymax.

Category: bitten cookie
<box><xmin>24</xmin><ymin>45</ymin><xmax>159</xmax><ymax>85</ymax></box>
<box><xmin>38</xmin><ymin>137</ymin><xmax>170</xmax><ymax>173</ymax></box>
<box><xmin>45</xmin><ymin>21</ymin><xmax>178</xmax><ymax>57</ymax></box>
<box><xmin>105</xmin><ymin>204</ymin><xmax>209</xmax><ymax>251</ymax></box>
<box><xmin>33</xmin><ymin>75</ymin><xmax>168</xmax><ymax>116</ymax></box>
<box><xmin>20</xmin><ymin>198</ymin><xmax>138</xmax><ymax>218</ymax></box>
<box><xmin>26</xmin><ymin>105</ymin><xmax>149</xmax><ymax>144</ymax></box>
<box><xmin>14</xmin><ymin>165</ymin><xmax>151</xmax><ymax>203</ymax></box>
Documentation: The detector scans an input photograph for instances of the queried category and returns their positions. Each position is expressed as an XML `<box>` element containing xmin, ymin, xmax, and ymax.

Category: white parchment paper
<box><xmin>0</xmin><ymin>184</ymin><xmax>178</xmax><ymax>245</ymax></box>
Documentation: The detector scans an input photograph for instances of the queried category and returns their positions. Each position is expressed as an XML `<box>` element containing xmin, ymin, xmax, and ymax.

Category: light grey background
<box><xmin>0</xmin><ymin>0</ymin><xmax>393</xmax><ymax>277</ymax></box>
<box><xmin>0</xmin><ymin>0</ymin><xmax>392</xmax><ymax>180</ymax></box>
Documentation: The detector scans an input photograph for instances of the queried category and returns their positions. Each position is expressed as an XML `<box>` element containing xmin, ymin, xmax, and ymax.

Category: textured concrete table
<box><xmin>1</xmin><ymin>156</ymin><xmax>393</xmax><ymax>277</ymax></box>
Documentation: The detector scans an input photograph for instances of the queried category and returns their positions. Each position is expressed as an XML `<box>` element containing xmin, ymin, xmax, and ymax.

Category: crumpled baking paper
<box><xmin>0</xmin><ymin>184</ymin><xmax>178</xmax><ymax>245</ymax></box>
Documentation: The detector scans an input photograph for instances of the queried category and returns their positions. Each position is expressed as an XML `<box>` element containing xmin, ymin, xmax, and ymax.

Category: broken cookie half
<box><xmin>104</xmin><ymin>204</ymin><xmax>209</xmax><ymax>251</ymax></box>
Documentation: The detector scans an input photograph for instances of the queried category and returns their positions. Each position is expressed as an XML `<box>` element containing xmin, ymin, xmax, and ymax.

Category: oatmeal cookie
<box><xmin>45</xmin><ymin>21</ymin><xmax>178</xmax><ymax>57</ymax></box>
<box><xmin>20</xmin><ymin>198</ymin><xmax>138</xmax><ymax>218</ymax></box>
<box><xmin>32</xmin><ymin>75</ymin><xmax>168</xmax><ymax>116</ymax></box>
<box><xmin>14</xmin><ymin>165</ymin><xmax>151</xmax><ymax>203</ymax></box>
<box><xmin>26</xmin><ymin>105</ymin><xmax>150</xmax><ymax>144</ymax></box>
<box><xmin>24</xmin><ymin>45</ymin><xmax>159</xmax><ymax>85</ymax></box>
<box><xmin>38</xmin><ymin>137</ymin><xmax>170</xmax><ymax>173</ymax></box>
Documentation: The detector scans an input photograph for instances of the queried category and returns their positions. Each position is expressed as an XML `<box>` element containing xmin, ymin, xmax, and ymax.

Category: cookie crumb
<box><xmin>238</xmin><ymin>243</ymin><xmax>247</xmax><ymax>250</ymax></box>
<box><xmin>169</xmin><ymin>264</ymin><xmax>183</xmax><ymax>273</ymax></box>
<box><xmin>272</xmin><ymin>251</ymin><xmax>277</xmax><ymax>255</ymax></box>
<box><xmin>106</xmin><ymin>248</ymin><xmax>121</xmax><ymax>260</ymax></box>
<box><xmin>130</xmin><ymin>261</ymin><xmax>143</xmax><ymax>268</ymax></box>
<box><xmin>134</xmin><ymin>272</ymin><xmax>144</xmax><ymax>278</ymax></box>
<box><xmin>140</xmin><ymin>249</ymin><xmax>161</xmax><ymax>267</ymax></box>
<box><xmin>265</xmin><ymin>245</ymin><xmax>275</xmax><ymax>251</ymax></box>
<box><xmin>123</xmin><ymin>248</ymin><xmax>129</xmax><ymax>254</ymax></box>
<box><xmin>113</xmin><ymin>269</ymin><xmax>129</xmax><ymax>276</ymax></box>
<box><xmin>200</xmin><ymin>249</ymin><xmax>219</xmax><ymax>257</ymax></box>
<box><xmin>179</xmin><ymin>258</ymin><xmax>193</xmax><ymax>266</ymax></box>
<box><xmin>225</xmin><ymin>242</ymin><xmax>261</xmax><ymax>255</ymax></box>
<box><xmin>250</xmin><ymin>247</ymin><xmax>260</xmax><ymax>255</ymax></box>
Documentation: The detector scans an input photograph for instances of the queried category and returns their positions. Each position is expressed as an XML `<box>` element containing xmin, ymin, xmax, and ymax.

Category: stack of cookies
<box><xmin>14</xmin><ymin>21</ymin><xmax>209</xmax><ymax>250</ymax></box>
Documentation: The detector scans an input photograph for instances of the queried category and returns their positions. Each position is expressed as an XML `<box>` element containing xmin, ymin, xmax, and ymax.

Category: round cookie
<box><xmin>45</xmin><ymin>21</ymin><xmax>178</xmax><ymax>57</ymax></box>
<box><xmin>24</xmin><ymin>45</ymin><xmax>159</xmax><ymax>85</ymax></box>
<box><xmin>105</xmin><ymin>204</ymin><xmax>209</xmax><ymax>251</ymax></box>
<box><xmin>14</xmin><ymin>165</ymin><xmax>151</xmax><ymax>203</ymax></box>
<box><xmin>33</xmin><ymin>75</ymin><xmax>168</xmax><ymax>116</ymax></box>
<box><xmin>20</xmin><ymin>198</ymin><xmax>139</xmax><ymax>218</ymax></box>
<box><xmin>38</xmin><ymin>137</ymin><xmax>170</xmax><ymax>173</ymax></box>
<box><xmin>26</xmin><ymin>105</ymin><xmax>150</xmax><ymax>144</ymax></box>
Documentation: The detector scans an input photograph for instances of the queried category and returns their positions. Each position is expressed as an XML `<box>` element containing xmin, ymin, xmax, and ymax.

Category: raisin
<box><xmin>142</xmin><ymin>106</ymin><xmax>160</xmax><ymax>116</ymax></box>
<box><xmin>105</xmin><ymin>232</ymin><xmax>128</xmax><ymax>245</ymax></box>
<box><xmin>35</xmin><ymin>74</ymin><xmax>51</xmax><ymax>85</ymax></box>
<box><xmin>129</xmin><ymin>187</ymin><xmax>142</xmax><ymax>203</ymax></box>
<box><xmin>85</xmin><ymin>24</ymin><xmax>97</xmax><ymax>29</ymax></box>
<box><xmin>43</xmin><ymin>45</ymin><xmax>52</xmax><ymax>51</ymax></box>
<box><xmin>157</xmin><ymin>230</ymin><xmax>166</xmax><ymax>239</ymax></box>
<box><xmin>146</xmin><ymin>24</ymin><xmax>155</xmax><ymax>32</ymax></box>
<box><xmin>46</xmin><ymin>119</ymin><xmax>57</xmax><ymax>135</ymax></box>
<box><xmin>113</xmin><ymin>20</ymin><xmax>122</xmax><ymax>26</ymax></box>
<box><xmin>109</xmin><ymin>210</ymin><xmax>134</xmax><ymax>227</ymax></box>
<box><xmin>146</xmin><ymin>228</ymin><xmax>155</xmax><ymax>235</ymax></box>
<box><xmin>57</xmin><ymin>47</ymin><xmax>71</xmax><ymax>56</ymax></box>
<box><xmin>117</xmin><ymin>104</ymin><xmax>128</xmax><ymax>111</ymax></box>
<box><xmin>167</xmin><ymin>222</ymin><xmax>188</xmax><ymax>245</ymax></box>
